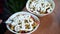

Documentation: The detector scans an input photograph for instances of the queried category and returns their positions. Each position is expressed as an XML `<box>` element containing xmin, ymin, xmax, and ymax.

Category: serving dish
<box><xmin>5</xmin><ymin>11</ymin><xmax>40</xmax><ymax>34</ymax></box>
<box><xmin>26</xmin><ymin>0</ymin><xmax>55</xmax><ymax>16</ymax></box>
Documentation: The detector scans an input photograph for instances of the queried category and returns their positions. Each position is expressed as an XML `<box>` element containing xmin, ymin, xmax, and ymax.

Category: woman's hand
<box><xmin>0</xmin><ymin>19</ymin><xmax>2</xmax><ymax>24</ymax></box>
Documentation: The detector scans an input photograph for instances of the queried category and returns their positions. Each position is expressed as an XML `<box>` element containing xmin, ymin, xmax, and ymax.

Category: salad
<box><xmin>5</xmin><ymin>12</ymin><xmax>40</xmax><ymax>34</ymax></box>
<box><xmin>26</xmin><ymin>0</ymin><xmax>55</xmax><ymax>14</ymax></box>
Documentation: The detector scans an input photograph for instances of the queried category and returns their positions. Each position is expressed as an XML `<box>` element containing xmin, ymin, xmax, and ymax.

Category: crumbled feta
<box><xmin>14</xmin><ymin>25</ymin><xmax>20</xmax><ymax>32</ymax></box>
<box><xmin>28</xmin><ymin>0</ymin><xmax>53</xmax><ymax>14</ymax></box>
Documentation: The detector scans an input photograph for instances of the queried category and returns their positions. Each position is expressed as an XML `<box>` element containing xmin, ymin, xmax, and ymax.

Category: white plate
<box><xmin>26</xmin><ymin>0</ymin><xmax>55</xmax><ymax>17</ymax></box>
<box><xmin>5</xmin><ymin>11</ymin><xmax>40</xmax><ymax>34</ymax></box>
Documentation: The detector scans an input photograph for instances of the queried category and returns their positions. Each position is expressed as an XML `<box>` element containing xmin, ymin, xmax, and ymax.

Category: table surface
<box><xmin>5</xmin><ymin>0</ymin><xmax>60</xmax><ymax>34</ymax></box>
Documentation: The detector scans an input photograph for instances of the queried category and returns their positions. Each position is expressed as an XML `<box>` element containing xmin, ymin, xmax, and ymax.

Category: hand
<box><xmin>0</xmin><ymin>19</ymin><xmax>2</xmax><ymax>24</ymax></box>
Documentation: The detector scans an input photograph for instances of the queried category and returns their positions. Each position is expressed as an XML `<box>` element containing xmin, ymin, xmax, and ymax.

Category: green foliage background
<box><xmin>5</xmin><ymin>0</ymin><xmax>27</xmax><ymax>14</ymax></box>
